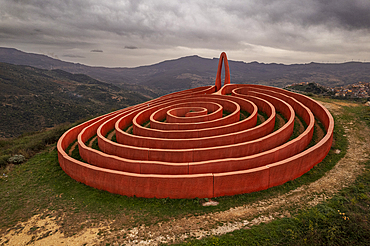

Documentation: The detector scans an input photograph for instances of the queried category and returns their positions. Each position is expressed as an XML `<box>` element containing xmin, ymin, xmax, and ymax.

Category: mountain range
<box><xmin>1</xmin><ymin>47</ymin><xmax>370</xmax><ymax>94</ymax></box>
<box><xmin>2</xmin><ymin>47</ymin><xmax>370</xmax><ymax>137</ymax></box>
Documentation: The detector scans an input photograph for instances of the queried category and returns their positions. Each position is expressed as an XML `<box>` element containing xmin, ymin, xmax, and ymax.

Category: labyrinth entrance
<box><xmin>57</xmin><ymin>53</ymin><xmax>334</xmax><ymax>199</ymax></box>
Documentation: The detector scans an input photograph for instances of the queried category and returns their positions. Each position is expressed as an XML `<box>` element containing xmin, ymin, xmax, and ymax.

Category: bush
<box><xmin>7</xmin><ymin>154</ymin><xmax>26</xmax><ymax>164</ymax></box>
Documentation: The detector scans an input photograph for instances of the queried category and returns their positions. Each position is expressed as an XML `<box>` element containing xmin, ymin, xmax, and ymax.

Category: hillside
<box><xmin>285</xmin><ymin>82</ymin><xmax>335</xmax><ymax>96</ymax></box>
<box><xmin>0</xmin><ymin>97</ymin><xmax>369</xmax><ymax>245</ymax></box>
<box><xmin>0</xmin><ymin>62</ymin><xmax>158</xmax><ymax>138</ymax></box>
<box><xmin>1</xmin><ymin>48</ymin><xmax>370</xmax><ymax>93</ymax></box>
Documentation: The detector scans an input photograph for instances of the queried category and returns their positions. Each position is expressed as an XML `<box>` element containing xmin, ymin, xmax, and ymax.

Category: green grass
<box><xmin>67</xmin><ymin>140</ymin><xmax>85</xmax><ymax>163</ymax></box>
<box><xmin>84</xmin><ymin>134</ymin><xmax>100</xmax><ymax>151</ymax></box>
<box><xmin>111</xmin><ymin>133</ymin><xmax>117</xmax><ymax>142</ymax></box>
<box><xmin>0</xmin><ymin>109</ymin><xmax>349</xmax><ymax>237</ymax></box>
<box><xmin>122</xmin><ymin>123</ymin><xmax>133</xmax><ymax>134</ymax></box>
<box><xmin>178</xmin><ymin>160</ymin><xmax>370</xmax><ymax>246</ymax></box>
<box><xmin>0</xmin><ymin>122</ymin><xmax>81</xmax><ymax>168</ymax></box>
<box><xmin>288</xmin><ymin>115</ymin><xmax>307</xmax><ymax>141</ymax></box>
<box><xmin>141</xmin><ymin>120</ymin><xmax>151</xmax><ymax>128</ymax></box>
<box><xmin>176</xmin><ymin>100</ymin><xmax>370</xmax><ymax>246</ymax></box>
<box><xmin>239</xmin><ymin>110</ymin><xmax>251</xmax><ymax>121</ymax></box>
<box><xmin>273</xmin><ymin>112</ymin><xmax>287</xmax><ymax>131</ymax></box>
<box><xmin>91</xmin><ymin>137</ymin><xmax>100</xmax><ymax>151</ymax></box>
<box><xmin>222</xmin><ymin>110</ymin><xmax>231</xmax><ymax>117</ymax></box>
<box><xmin>257</xmin><ymin>111</ymin><xmax>269</xmax><ymax>125</ymax></box>
<box><xmin>105</xmin><ymin>128</ymin><xmax>117</xmax><ymax>142</ymax></box>
<box><xmin>306</xmin><ymin>117</ymin><xmax>327</xmax><ymax>149</ymax></box>
<box><xmin>0</xmin><ymin>147</ymin><xmax>214</xmax><ymax>234</ymax></box>
<box><xmin>1</xmin><ymin>98</ymin><xmax>367</xmax><ymax>243</ymax></box>
<box><xmin>341</xmin><ymin>105</ymin><xmax>370</xmax><ymax>128</ymax></box>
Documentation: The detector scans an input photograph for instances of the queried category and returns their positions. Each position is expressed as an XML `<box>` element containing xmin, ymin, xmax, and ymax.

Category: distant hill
<box><xmin>285</xmin><ymin>82</ymin><xmax>335</xmax><ymax>96</ymax></box>
<box><xmin>2</xmin><ymin>48</ymin><xmax>370</xmax><ymax>94</ymax></box>
<box><xmin>0</xmin><ymin>62</ymin><xmax>158</xmax><ymax>138</ymax></box>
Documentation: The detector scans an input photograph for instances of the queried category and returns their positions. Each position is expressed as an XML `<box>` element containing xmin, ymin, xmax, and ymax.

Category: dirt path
<box><xmin>88</xmin><ymin>136</ymin><xmax>98</xmax><ymax>148</ymax></box>
<box><xmin>295</xmin><ymin>116</ymin><xmax>305</xmax><ymax>134</ymax></box>
<box><xmin>126</xmin><ymin>125</ymin><xmax>134</xmax><ymax>134</ymax></box>
<box><xmin>257</xmin><ymin>113</ymin><xmax>266</xmax><ymax>123</ymax></box>
<box><xmin>0</xmin><ymin>213</ymin><xmax>101</xmax><ymax>246</ymax></box>
<box><xmin>107</xmin><ymin>130</ymin><xmax>116</xmax><ymax>140</ymax></box>
<box><xmin>69</xmin><ymin>135</ymin><xmax>99</xmax><ymax>154</ymax></box>
<box><xmin>275</xmin><ymin>114</ymin><xmax>285</xmax><ymax>129</ymax></box>
<box><xmin>2</xmin><ymin>101</ymin><xmax>370</xmax><ymax>245</ymax></box>
<box><xmin>68</xmin><ymin>141</ymin><xmax>78</xmax><ymax>156</ymax></box>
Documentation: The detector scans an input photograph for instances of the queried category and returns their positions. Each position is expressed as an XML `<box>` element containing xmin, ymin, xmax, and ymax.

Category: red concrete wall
<box><xmin>57</xmin><ymin>80</ymin><xmax>333</xmax><ymax>199</ymax></box>
<box><xmin>166</xmin><ymin>103</ymin><xmax>221</xmax><ymax>123</ymax></box>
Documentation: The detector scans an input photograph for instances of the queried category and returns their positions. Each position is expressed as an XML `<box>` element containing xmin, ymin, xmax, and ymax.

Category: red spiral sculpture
<box><xmin>57</xmin><ymin>52</ymin><xmax>334</xmax><ymax>198</ymax></box>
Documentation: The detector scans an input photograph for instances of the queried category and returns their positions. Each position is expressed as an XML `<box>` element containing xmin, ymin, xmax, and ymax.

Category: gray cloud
<box><xmin>63</xmin><ymin>54</ymin><xmax>85</xmax><ymax>58</ymax></box>
<box><xmin>0</xmin><ymin>0</ymin><xmax>369</xmax><ymax>67</ymax></box>
<box><xmin>124</xmin><ymin>46</ymin><xmax>138</xmax><ymax>49</ymax></box>
<box><xmin>301</xmin><ymin>0</ymin><xmax>370</xmax><ymax>30</ymax></box>
<box><xmin>90</xmin><ymin>49</ymin><xmax>103</xmax><ymax>53</ymax></box>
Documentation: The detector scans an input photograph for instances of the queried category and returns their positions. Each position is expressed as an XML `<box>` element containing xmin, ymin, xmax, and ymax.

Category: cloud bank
<box><xmin>0</xmin><ymin>0</ymin><xmax>369</xmax><ymax>67</ymax></box>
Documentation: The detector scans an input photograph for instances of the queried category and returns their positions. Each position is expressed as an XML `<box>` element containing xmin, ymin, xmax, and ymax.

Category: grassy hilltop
<box><xmin>0</xmin><ymin>95</ymin><xmax>369</xmax><ymax>245</ymax></box>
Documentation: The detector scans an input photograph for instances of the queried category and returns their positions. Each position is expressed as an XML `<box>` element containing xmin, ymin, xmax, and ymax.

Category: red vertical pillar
<box><xmin>215</xmin><ymin>52</ymin><xmax>231</xmax><ymax>91</ymax></box>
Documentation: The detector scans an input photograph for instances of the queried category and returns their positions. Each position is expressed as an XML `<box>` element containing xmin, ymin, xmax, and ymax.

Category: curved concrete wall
<box><xmin>57</xmin><ymin>55</ymin><xmax>333</xmax><ymax>199</ymax></box>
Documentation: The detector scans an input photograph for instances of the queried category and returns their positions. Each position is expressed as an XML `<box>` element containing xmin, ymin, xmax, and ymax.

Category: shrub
<box><xmin>7</xmin><ymin>154</ymin><xmax>26</xmax><ymax>164</ymax></box>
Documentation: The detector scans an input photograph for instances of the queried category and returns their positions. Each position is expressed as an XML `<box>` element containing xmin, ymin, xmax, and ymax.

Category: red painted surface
<box><xmin>57</xmin><ymin>53</ymin><xmax>334</xmax><ymax>199</ymax></box>
<box><xmin>215</xmin><ymin>52</ymin><xmax>230</xmax><ymax>91</ymax></box>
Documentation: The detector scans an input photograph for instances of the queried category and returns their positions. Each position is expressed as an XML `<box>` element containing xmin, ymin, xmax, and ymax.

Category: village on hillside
<box><xmin>286</xmin><ymin>81</ymin><xmax>370</xmax><ymax>99</ymax></box>
<box><xmin>332</xmin><ymin>82</ymin><xmax>370</xmax><ymax>98</ymax></box>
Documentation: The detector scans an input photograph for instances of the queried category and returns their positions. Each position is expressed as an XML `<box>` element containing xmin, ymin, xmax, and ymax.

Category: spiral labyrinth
<box><xmin>57</xmin><ymin>52</ymin><xmax>334</xmax><ymax>199</ymax></box>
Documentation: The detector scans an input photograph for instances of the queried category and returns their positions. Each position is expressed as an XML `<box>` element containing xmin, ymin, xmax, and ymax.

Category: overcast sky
<box><xmin>1</xmin><ymin>0</ymin><xmax>370</xmax><ymax>67</ymax></box>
